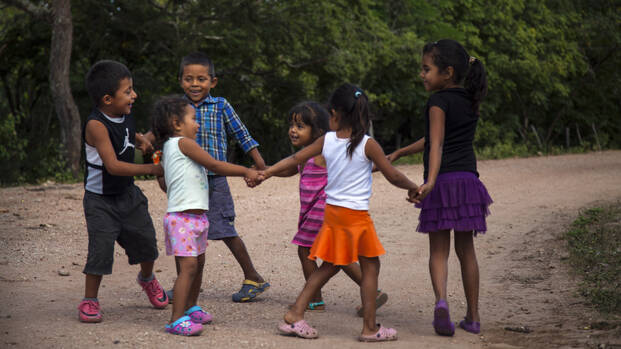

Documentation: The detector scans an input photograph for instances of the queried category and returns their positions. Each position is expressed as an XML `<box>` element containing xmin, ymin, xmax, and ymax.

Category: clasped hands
<box><xmin>244</xmin><ymin>169</ymin><xmax>267</xmax><ymax>188</ymax></box>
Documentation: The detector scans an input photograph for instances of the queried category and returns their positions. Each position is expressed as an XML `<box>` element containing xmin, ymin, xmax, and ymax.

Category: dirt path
<box><xmin>1</xmin><ymin>151</ymin><xmax>620</xmax><ymax>348</ymax></box>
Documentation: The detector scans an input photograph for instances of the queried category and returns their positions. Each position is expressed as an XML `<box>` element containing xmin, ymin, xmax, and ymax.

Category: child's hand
<box><xmin>244</xmin><ymin>169</ymin><xmax>263</xmax><ymax>188</ymax></box>
<box><xmin>411</xmin><ymin>182</ymin><xmax>434</xmax><ymax>203</ymax></box>
<box><xmin>407</xmin><ymin>187</ymin><xmax>419</xmax><ymax>204</ymax></box>
<box><xmin>136</xmin><ymin>133</ymin><xmax>154</xmax><ymax>154</ymax></box>
<box><xmin>386</xmin><ymin>151</ymin><xmax>399</xmax><ymax>163</ymax></box>
<box><xmin>151</xmin><ymin>164</ymin><xmax>164</xmax><ymax>177</ymax></box>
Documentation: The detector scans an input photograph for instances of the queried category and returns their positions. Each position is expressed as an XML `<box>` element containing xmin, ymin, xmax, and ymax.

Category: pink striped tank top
<box><xmin>292</xmin><ymin>157</ymin><xmax>327</xmax><ymax>247</ymax></box>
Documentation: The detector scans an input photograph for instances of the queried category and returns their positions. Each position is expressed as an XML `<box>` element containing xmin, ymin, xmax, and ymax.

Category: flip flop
<box><xmin>277</xmin><ymin>319</ymin><xmax>318</xmax><ymax>339</ymax></box>
<box><xmin>432</xmin><ymin>299</ymin><xmax>455</xmax><ymax>336</ymax></box>
<box><xmin>356</xmin><ymin>290</ymin><xmax>389</xmax><ymax>317</ymax></box>
<box><xmin>358</xmin><ymin>324</ymin><xmax>398</xmax><ymax>342</ymax></box>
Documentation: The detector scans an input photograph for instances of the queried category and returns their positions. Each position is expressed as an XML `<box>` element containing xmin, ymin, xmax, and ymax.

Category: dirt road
<box><xmin>1</xmin><ymin>151</ymin><xmax>620</xmax><ymax>348</ymax></box>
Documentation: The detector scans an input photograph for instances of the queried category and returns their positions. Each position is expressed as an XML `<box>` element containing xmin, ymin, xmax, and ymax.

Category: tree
<box><xmin>2</xmin><ymin>0</ymin><xmax>81</xmax><ymax>177</ymax></box>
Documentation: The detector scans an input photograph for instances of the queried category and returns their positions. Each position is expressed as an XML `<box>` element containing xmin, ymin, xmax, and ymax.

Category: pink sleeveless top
<box><xmin>292</xmin><ymin>157</ymin><xmax>327</xmax><ymax>247</ymax></box>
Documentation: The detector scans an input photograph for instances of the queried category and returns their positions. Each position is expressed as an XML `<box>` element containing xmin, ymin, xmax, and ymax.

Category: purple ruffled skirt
<box><xmin>416</xmin><ymin>171</ymin><xmax>492</xmax><ymax>235</ymax></box>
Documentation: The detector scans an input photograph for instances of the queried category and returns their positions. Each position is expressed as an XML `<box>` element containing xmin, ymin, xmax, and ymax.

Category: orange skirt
<box><xmin>309</xmin><ymin>204</ymin><xmax>385</xmax><ymax>265</ymax></box>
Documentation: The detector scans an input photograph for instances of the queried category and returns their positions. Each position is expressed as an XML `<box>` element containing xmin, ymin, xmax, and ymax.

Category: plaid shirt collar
<box><xmin>187</xmin><ymin>94</ymin><xmax>217</xmax><ymax>107</ymax></box>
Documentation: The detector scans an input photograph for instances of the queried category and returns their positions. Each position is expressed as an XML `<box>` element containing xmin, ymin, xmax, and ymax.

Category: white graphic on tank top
<box><xmin>119</xmin><ymin>128</ymin><xmax>135</xmax><ymax>155</ymax></box>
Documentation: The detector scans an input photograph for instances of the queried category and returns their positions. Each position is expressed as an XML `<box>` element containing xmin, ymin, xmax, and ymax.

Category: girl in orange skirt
<box><xmin>263</xmin><ymin>83</ymin><xmax>419</xmax><ymax>342</ymax></box>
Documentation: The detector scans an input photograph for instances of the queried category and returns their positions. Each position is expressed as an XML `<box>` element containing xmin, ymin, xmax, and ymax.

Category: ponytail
<box><xmin>465</xmin><ymin>58</ymin><xmax>487</xmax><ymax>115</ymax></box>
<box><xmin>347</xmin><ymin>94</ymin><xmax>370</xmax><ymax>158</ymax></box>
<box><xmin>328</xmin><ymin>83</ymin><xmax>371</xmax><ymax>159</ymax></box>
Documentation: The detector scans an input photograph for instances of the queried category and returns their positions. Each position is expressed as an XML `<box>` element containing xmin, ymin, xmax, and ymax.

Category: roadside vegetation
<box><xmin>565</xmin><ymin>202</ymin><xmax>621</xmax><ymax>315</ymax></box>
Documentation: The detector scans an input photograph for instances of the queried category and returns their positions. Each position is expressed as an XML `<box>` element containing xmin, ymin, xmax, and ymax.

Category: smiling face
<box><xmin>288</xmin><ymin>113</ymin><xmax>313</xmax><ymax>147</ymax></box>
<box><xmin>102</xmin><ymin>77</ymin><xmax>137</xmax><ymax>117</ymax></box>
<box><xmin>180</xmin><ymin>64</ymin><xmax>217</xmax><ymax>105</ymax></box>
<box><xmin>420</xmin><ymin>53</ymin><xmax>453</xmax><ymax>91</ymax></box>
<box><xmin>174</xmin><ymin>105</ymin><xmax>199</xmax><ymax>139</ymax></box>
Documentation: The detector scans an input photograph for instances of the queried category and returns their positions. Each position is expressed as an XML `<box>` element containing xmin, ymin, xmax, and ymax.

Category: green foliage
<box><xmin>0</xmin><ymin>0</ymin><xmax>619</xmax><ymax>184</ymax></box>
<box><xmin>565</xmin><ymin>204</ymin><xmax>621</xmax><ymax>314</ymax></box>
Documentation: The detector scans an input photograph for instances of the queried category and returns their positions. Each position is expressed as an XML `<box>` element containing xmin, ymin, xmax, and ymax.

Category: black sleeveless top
<box><xmin>423</xmin><ymin>88</ymin><xmax>478</xmax><ymax>180</ymax></box>
<box><xmin>83</xmin><ymin>109</ymin><xmax>135</xmax><ymax>195</ymax></box>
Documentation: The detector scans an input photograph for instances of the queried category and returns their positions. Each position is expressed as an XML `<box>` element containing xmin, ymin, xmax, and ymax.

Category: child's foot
<box><xmin>277</xmin><ymin>319</ymin><xmax>318</xmax><ymax>339</ymax></box>
<box><xmin>136</xmin><ymin>273</ymin><xmax>169</xmax><ymax>309</ymax></box>
<box><xmin>78</xmin><ymin>299</ymin><xmax>102</xmax><ymax>323</ymax></box>
<box><xmin>433</xmin><ymin>299</ymin><xmax>455</xmax><ymax>336</ymax></box>
<box><xmin>358</xmin><ymin>324</ymin><xmax>398</xmax><ymax>342</ymax></box>
<box><xmin>356</xmin><ymin>290</ymin><xmax>389</xmax><ymax>317</ymax></box>
<box><xmin>459</xmin><ymin>317</ymin><xmax>481</xmax><ymax>334</ymax></box>
<box><xmin>185</xmin><ymin>305</ymin><xmax>213</xmax><ymax>324</ymax></box>
<box><xmin>165</xmin><ymin>315</ymin><xmax>203</xmax><ymax>336</ymax></box>
<box><xmin>232</xmin><ymin>279</ymin><xmax>270</xmax><ymax>302</ymax></box>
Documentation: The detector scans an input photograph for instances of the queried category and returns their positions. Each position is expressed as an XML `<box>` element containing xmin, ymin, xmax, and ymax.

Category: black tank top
<box><xmin>82</xmin><ymin>109</ymin><xmax>135</xmax><ymax>195</ymax></box>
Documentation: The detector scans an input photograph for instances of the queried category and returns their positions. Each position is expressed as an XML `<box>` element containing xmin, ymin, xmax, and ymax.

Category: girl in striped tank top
<box><xmin>272</xmin><ymin>101</ymin><xmax>387</xmax><ymax>314</ymax></box>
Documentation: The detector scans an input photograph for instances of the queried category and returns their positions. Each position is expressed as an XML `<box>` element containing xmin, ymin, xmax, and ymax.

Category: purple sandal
<box><xmin>433</xmin><ymin>299</ymin><xmax>455</xmax><ymax>336</ymax></box>
<box><xmin>459</xmin><ymin>317</ymin><xmax>481</xmax><ymax>334</ymax></box>
<box><xmin>358</xmin><ymin>324</ymin><xmax>398</xmax><ymax>342</ymax></box>
<box><xmin>277</xmin><ymin>319</ymin><xmax>318</xmax><ymax>339</ymax></box>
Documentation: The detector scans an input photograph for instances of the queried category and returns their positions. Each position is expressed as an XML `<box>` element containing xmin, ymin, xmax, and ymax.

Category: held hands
<box><xmin>136</xmin><ymin>133</ymin><xmax>154</xmax><ymax>154</ymax></box>
<box><xmin>244</xmin><ymin>168</ymin><xmax>266</xmax><ymax>188</ymax></box>
<box><xmin>407</xmin><ymin>182</ymin><xmax>434</xmax><ymax>204</ymax></box>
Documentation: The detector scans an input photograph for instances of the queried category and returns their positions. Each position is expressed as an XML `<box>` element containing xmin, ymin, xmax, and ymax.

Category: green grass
<box><xmin>565</xmin><ymin>202</ymin><xmax>621</xmax><ymax>314</ymax></box>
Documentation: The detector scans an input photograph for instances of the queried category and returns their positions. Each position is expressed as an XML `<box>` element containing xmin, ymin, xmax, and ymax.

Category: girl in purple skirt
<box><xmin>389</xmin><ymin>39</ymin><xmax>492</xmax><ymax>336</ymax></box>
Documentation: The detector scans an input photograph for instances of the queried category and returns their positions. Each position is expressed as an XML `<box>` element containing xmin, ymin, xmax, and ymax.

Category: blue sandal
<box><xmin>232</xmin><ymin>280</ymin><xmax>270</xmax><ymax>302</ymax></box>
<box><xmin>307</xmin><ymin>301</ymin><xmax>326</xmax><ymax>311</ymax></box>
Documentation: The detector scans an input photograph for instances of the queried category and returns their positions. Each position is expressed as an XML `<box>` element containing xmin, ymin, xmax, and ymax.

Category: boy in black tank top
<box><xmin>79</xmin><ymin>60</ymin><xmax>168</xmax><ymax>323</ymax></box>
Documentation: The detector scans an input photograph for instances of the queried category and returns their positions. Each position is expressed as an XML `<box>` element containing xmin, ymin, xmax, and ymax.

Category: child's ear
<box><xmin>210</xmin><ymin>76</ymin><xmax>218</xmax><ymax>88</ymax></box>
<box><xmin>444</xmin><ymin>66</ymin><xmax>455</xmax><ymax>81</ymax></box>
<box><xmin>101</xmin><ymin>94</ymin><xmax>113</xmax><ymax>105</ymax></box>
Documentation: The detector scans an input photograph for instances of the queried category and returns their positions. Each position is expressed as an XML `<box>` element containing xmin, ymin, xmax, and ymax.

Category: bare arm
<box><xmin>85</xmin><ymin>120</ymin><xmax>162</xmax><ymax>177</ymax></box>
<box><xmin>156</xmin><ymin>176</ymin><xmax>167</xmax><ymax>192</ymax></box>
<box><xmin>178</xmin><ymin>138</ymin><xmax>259</xmax><ymax>182</ymax></box>
<box><xmin>415</xmin><ymin>106</ymin><xmax>445</xmax><ymax>201</ymax></box>
<box><xmin>264</xmin><ymin>136</ymin><xmax>324</xmax><ymax>179</ymax></box>
<box><xmin>387</xmin><ymin>137</ymin><xmax>425</xmax><ymax>162</ymax></box>
<box><xmin>247</xmin><ymin>147</ymin><xmax>267</xmax><ymax>170</ymax></box>
<box><xmin>135</xmin><ymin>132</ymin><xmax>154</xmax><ymax>154</ymax></box>
<box><xmin>365</xmin><ymin>138</ymin><xmax>418</xmax><ymax>192</ymax></box>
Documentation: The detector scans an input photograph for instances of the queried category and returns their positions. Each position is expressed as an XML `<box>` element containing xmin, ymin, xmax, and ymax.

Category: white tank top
<box><xmin>162</xmin><ymin>137</ymin><xmax>209</xmax><ymax>212</ymax></box>
<box><xmin>323</xmin><ymin>132</ymin><xmax>372</xmax><ymax>210</ymax></box>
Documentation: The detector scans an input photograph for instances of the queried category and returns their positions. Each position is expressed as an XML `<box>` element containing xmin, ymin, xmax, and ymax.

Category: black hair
<box><xmin>85</xmin><ymin>60</ymin><xmax>132</xmax><ymax>107</ymax></box>
<box><xmin>287</xmin><ymin>101</ymin><xmax>331</xmax><ymax>141</ymax></box>
<box><xmin>179</xmin><ymin>52</ymin><xmax>216</xmax><ymax>79</ymax></box>
<box><xmin>422</xmin><ymin>39</ymin><xmax>488</xmax><ymax>115</ymax></box>
<box><xmin>151</xmin><ymin>95</ymin><xmax>191</xmax><ymax>150</ymax></box>
<box><xmin>328</xmin><ymin>83</ymin><xmax>371</xmax><ymax>158</ymax></box>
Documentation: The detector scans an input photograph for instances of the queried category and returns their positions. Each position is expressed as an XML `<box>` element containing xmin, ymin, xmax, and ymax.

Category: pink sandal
<box><xmin>277</xmin><ymin>319</ymin><xmax>318</xmax><ymax>339</ymax></box>
<box><xmin>165</xmin><ymin>315</ymin><xmax>203</xmax><ymax>336</ymax></box>
<box><xmin>185</xmin><ymin>305</ymin><xmax>213</xmax><ymax>324</ymax></box>
<box><xmin>358</xmin><ymin>324</ymin><xmax>398</xmax><ymax>342</ymax></box>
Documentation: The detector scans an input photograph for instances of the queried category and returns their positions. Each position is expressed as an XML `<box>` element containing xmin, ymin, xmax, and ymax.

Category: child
<box><xmin>79</xmin><ymin>60</ymin><xmax>168</xmax><ymax>323</ymax></box>
<box><xmin>272</xmin><ymin>101</ymin><xmax>388</xmax><ymax>314</ymax></box>
<box><xmin>389</xmin><ymin>39</ymin><xmax>492</xmax><ymax>336</ymax></box>
<box><xmin>151</xmin><ymin>52</ymin><xmax>270</xmax><ymax>302</ymax></box>
<box><xmin>263</xmin><ymin>84</ymin><xmax>419</xmax><ymax>342</ymax></box>
<box><xmin>151</xmin><ymin>96</ymin><xmax>261</xmax><ymax>335</ymax></box>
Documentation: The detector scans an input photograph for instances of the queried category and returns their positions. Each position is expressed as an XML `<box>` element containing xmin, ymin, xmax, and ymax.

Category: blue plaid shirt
<box><xmin>191</xmin><ymin>95</ymin><xmax>259</xmax><ymax>175</ymax></box>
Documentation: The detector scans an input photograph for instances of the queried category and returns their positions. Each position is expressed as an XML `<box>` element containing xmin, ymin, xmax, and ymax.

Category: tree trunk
<box><xmin>49</xmin><ymin>0</ymin><xmax>81</xmax><ymax>178</ymax></box>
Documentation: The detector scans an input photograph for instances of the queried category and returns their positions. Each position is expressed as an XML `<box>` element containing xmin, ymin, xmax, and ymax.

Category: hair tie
<box><xmin>354</xmin><ymin>91</ymin><xmax>362</xmax><ymax>99</ymax></box>
<box><xmin>469</xmin><ymin>56</ymin><xmax>477</xmax><ymax>64</ymax></box>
